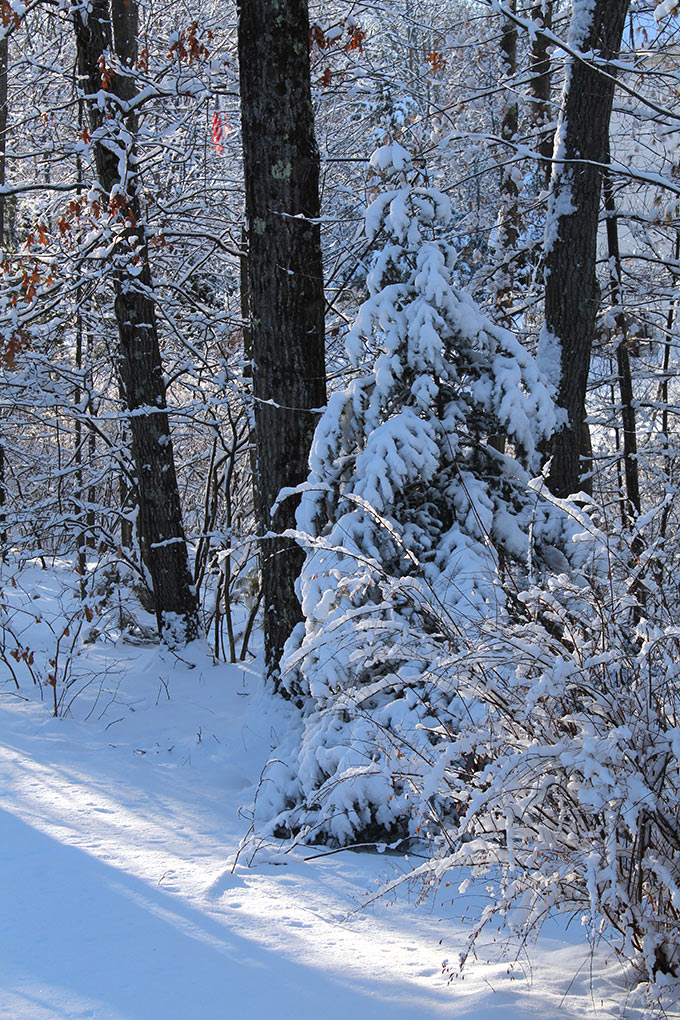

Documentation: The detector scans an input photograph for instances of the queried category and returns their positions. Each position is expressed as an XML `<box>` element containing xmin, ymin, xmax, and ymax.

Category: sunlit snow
<box><xmin>0</xmin><ymin>562</ymin><xmax>661</xmax><ymax>1020</ymax></box>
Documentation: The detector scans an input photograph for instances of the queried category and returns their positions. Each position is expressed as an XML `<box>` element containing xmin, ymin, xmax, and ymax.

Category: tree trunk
<box><xmin>494</xmin><ymin>0</ymin><xmax>518</xmax><ymax>322</ymax></box>
<box><xmin>659</xmin><ymin>233</ymin><xmax>680</xmax><ymax>555</ymax></box>
<box><xmin>238</xmin><ymin>0</ymin><xmax>327</xmax><ymax>686</ymax></box>
<box><xmin>602</xmin><ymin>165</ymin><xmax>641</xmax><ymax>527</ymax></box>
<box><xmin>72</xmin><ymin>0</ymin><xmax>199</xmax><ymax>641</ymax></box>
<box><xmin>0</xmin><ymin>32</ymin><xmax>7</xmax><ymax>560</ymax></box>
<box><xmin>530</xmin><ymin>1</ymin><xmax>554</xmax><ymax>190</ymax></box>
<box><xmin>542</xmin><ymin>0</ymin><xmax>630</xmax><ymax>499</ymax></box>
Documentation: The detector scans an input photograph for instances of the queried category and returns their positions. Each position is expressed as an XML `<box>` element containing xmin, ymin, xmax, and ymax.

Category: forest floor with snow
<box><xmin>0</xmin><ymin>561</ymin><xmax>676</xmax><ymax>1020</ymax></box>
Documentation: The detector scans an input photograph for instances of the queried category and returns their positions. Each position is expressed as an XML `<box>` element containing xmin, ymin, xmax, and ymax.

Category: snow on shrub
<box><xmin>256</xmin><ymin>146</ymin><xmax>578</xmax><ymax>847</ymax></box>
<box><xmin>413</xmin><ymin>517</ymin><xmax>680</xmax><ymax>985</ymax></box>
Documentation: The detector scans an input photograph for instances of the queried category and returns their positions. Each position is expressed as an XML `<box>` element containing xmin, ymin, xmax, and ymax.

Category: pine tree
<box><xmin>260</xmin><ymin>144</ymin><xmax>574</xmax><ymax>846</ymax></box>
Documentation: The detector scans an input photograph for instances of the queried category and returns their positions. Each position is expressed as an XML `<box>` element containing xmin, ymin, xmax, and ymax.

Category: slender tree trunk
<box><xmin>72</xmin><ymin>0</ymin><xmax>199</xmax><ymax>641</ymax></box>
<box><xmin>602</xmin><ymin>165</ymin><xmax>641</xmax><ymax>527</ymax></box>
<box><xmin>494</xmin><ymin>0</ymin><xmax>518</xmax><ymax>322</ymax></box>
<box><xmin>658</xmin><ymin>232</ymin><xmax>679</xmax><ymax>553</ymax></box>
<box><xmin>74</xmin><ymin>125</ymin><xmax>87</xmax><ymax>583</ymax></box>
<box><xmin>238</xmin><ymin>0</ymin><xmax>327</xmax><ymax>686</ymax></box>
<box><xmin>530</xmin><ymin>1</ymin><xmax>554</xmax><ymax>190</ymax></box>
<box><xmin>542</xmin><ymin>0</ymin><xmax>630</xmax><ymax>499</ymax></box>
<box><xmin>0</xmin><ymin>33</ymin><xmax>8</xmax><ymax>561</ymax></box>
<box><xmin>75</xmin><ymin>295</ymin><xmax>86</xmax><ymax>585</ymax></box>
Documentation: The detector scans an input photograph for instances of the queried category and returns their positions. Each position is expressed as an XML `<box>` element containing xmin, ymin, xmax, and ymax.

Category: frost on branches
<box><xmin>419</xmin><ymin>537</ymin><xmax>680</xmax><ymax>986</ymax></box>
<box><xmin>257</xmin><ymin>145</ymin><xmax>575</xmax><ymax>847</ymax></box>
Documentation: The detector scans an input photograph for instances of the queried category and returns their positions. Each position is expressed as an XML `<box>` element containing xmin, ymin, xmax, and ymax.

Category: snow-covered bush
<box><xmin>257</xmin><ymin>145</ymin><xmax>578</xmax><ymax>847</ymax></box>
<box><xmin>414</xmin><ymin>514</ymin><xmax>680</xmax><ymax>985</ymax></box>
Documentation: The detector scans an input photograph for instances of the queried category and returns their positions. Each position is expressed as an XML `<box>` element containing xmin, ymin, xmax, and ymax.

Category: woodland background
<box><xmin>2</xmin><ymin>0</ymin><xmax>680</xmax><ymax>992</ymax></box>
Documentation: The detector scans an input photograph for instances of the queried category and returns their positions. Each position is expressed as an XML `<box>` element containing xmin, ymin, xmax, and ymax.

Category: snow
<box><xmin>537</xmin><ymin>326</ymin><xmax>563</xmax><ymax>390</ymax></box>
<box><xmin>369</xmin><ymin>142</ymin><xmax>413</xmax><ymax>176</ymax></box>
<box><xmin>0</xmin><ymin>561</ymin><xmax>670</xmax><ymax>1020</ymax></box>
<box><xmin>264</xmin><ymin>166</ymin><xmax>589</xmax><ymax>850</ymax></box>
<box><xmin>568</xmin><ymin>0</ymin><xmax>597</xmax><ymax>52</ymax></box>
<box><xmin>655</xmin><ymin>0</ymin><xmax>679</xmax><ymax>22</ymax></box>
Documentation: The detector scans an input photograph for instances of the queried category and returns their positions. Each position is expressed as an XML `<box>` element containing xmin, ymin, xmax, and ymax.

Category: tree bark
<box><xmin>0</xmin><ymin>32</ymin><xmax>7</xmax><ymax>560</ymax></box>
<box><xmin>72</xmin><ymin>0</ymin><xmax>199</xmax><ymax>641</ymax></box>
<box><xmin>494</xmin><ymin>0</ymin><xmax>518</xmax><ymax>321</ymax></box>
<box><xmin>542</xmin><ymin>0</ymin><xmax>630</xmax><ymax>499</ymax></box>
<box><xmin>238</xmin><ymin>0</ymin><xmax>327</xmax><ymax>685</ymax></box>
<box><xmin>602</xmin><ymin>164</ymin><xmax>641</xmax><ymax>527</ymax></box>
<box><xmin>529</xmin><ymin>1</ymin><xmax>554</xmax><ymax>190</ymax></box>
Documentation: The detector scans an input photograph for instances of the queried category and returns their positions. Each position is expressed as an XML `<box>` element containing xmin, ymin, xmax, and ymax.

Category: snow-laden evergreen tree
<box><xmin>258</xmin><ymin>143</ymin><xmax>578</xmax><ymax>847</ymax></box>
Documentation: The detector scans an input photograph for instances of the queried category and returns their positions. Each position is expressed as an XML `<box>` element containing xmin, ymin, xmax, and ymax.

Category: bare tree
<box><xmin>0</xmin><ymin>28</ymin><xmax>7</xmax><ymax>560</ymax></box>
<box><xmin>72</xmin><ymin>0</ymin><xmax>199</xmax><ymax>641</ymax></box>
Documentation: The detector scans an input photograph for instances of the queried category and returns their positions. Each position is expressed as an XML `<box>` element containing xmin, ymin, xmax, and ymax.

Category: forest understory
<box><xmin>2</xmin><ymin>0</ymin><xmax>680</xmax><ymax>1014</ymax></box>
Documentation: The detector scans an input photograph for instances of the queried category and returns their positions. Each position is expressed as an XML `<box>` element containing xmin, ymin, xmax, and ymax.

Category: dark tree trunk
<box><xmin>659</xmin><ymin>233</ymin><xmax>680</xmax><ymax>553</ymax></box>
<box><xmin>602</xmin><ymin>164</ymin><xmax>641</xmax><ymax>527</ymax></box>
<box><xmin>494</xmin><ymin>0</ymin><xmax>518</xmax><ymax>320</ymax></box>
<box><xmin>72</xmin><ymin>0</ymin><xmax>199</xmax><ymax>641</ymax></box>
<box><xmin>530</xmin><ymin>1</ymin><xmax>554</xmax><ymax>190</ymax></box>
<box><xmin>0</xmin><ymin>32</ymin><xmax>7</xmax><ymax>560</ymax></box>
<box><xmin>543</xmin><ymin>0</ymin><xmax>630</xmax><ymax>499</ymax></box>
<box><xmin>238</xmin><ymin>0</ymin><xmax>327</xmax><ymax>685</ymax></box>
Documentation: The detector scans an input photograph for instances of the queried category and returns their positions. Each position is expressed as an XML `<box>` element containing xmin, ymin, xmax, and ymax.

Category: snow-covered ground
<box><xmin>0</xmin><ymin>563</ymin><xmax>672</xmax><ymax>1019</ymax></box>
